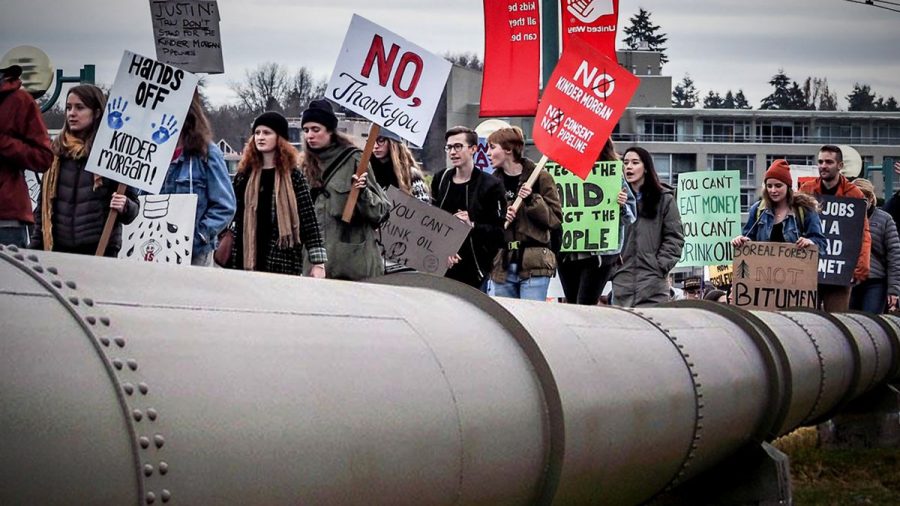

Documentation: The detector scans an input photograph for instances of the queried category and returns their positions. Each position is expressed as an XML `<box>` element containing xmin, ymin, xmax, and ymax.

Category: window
<box><xmin>702</xmin><ymin>119</ymin><xmax>751</xmax><ymax>143</ymax></box>
<box><xmin>756</xmin><ymin>121</ymin><xmax>809</xmax><ymax>143</ymax></box>
<box><xmin>651</xmin><ymin>153</ymin><xmax>697</xmax><ymax>186</ymax></box>
<box><xmin>874</xmin><ymin>122</ymin><xmax>900</xmax><ymax>145</ymax></box>
<box><xmin>642</xmin><ymin>118</ymin><xmax>676</xmax><ymax>142</ymax></box>
<box><xmin>765</xmin><ymin>154</ymin><xmax>815</xmax><ymax>167</ymax></box>
<box><xmin>814</xmin><ymin>122</ymin><xmax>863</xmax><ymax>144</ymax></box>
<box><xmin>708</xmin><ymin>154</ymin><xmax>756</xmax><ymax>212</ymax></box>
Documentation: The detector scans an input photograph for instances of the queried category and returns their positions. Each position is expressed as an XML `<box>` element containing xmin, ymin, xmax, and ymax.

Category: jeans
<box><xmin>850</xmin><ymin>278</ymin><xmax>887</xmax><ymax>314</ymax></box>
<box><xmin>492</xmin><ymin>263</ymin><xmax>551</xmax><ymax>301</ymax></box>
<box><xmin>0</xmin><ymin>225</ymin><xmax>30</xmax><ymax>248</ymax></box>
<box><xmin>191</xmin><ymin>249</ymin><xmax>214</xmax><ymax>267</ymax></box>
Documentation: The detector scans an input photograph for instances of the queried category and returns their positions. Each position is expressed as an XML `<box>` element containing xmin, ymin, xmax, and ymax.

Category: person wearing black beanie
<box><xmin>252</xmin><ymin>111</ymin><xmax>290</xmax><ymax>141</ymax></box>
<box><xmin>299</xmin><ymin>98</ymin><xmax>390</xmax><ymax>281</ymax></box>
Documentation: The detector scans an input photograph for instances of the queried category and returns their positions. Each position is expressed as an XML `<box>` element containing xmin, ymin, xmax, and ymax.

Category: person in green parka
<box><xmin>299</xmin><ymin>99</ymin><xmax>390</xmax><ymax>280</ymax></box>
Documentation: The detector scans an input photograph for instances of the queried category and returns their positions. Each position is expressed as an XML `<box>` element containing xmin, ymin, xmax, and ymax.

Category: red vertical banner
<box><xmin>560</xmin><ymin>0</ymin><xmax>620</xmax><ymax>59</ymax></box>
<box><xmin>532</xmin><ymin>37</ymin><xmax>639</xmax><ymax>180</ymax></box>
<box><xmin>480</xmin><ymin>1</ymin><xmax>541</xmax><ymax>117</ymax></box>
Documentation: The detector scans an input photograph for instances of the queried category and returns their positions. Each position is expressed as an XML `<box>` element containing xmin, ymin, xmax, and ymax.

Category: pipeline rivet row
<box><xmin>3</xmin><ymin>253</ymin><xmax>173</xmax><ymax>506</ymax></box>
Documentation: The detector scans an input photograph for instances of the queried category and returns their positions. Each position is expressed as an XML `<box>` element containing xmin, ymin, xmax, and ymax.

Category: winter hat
<box><xmin>377</xmin><ymin>128</ymin><xmax>402</xmax><ymax>142</ymax></box>
<box><xmin>301</xmin><ymin>99</ymin><xmax>338</xmax><ymax>131</ymax></box>
<box><xmin>252</xmin><ymin>111</ymin><xmax>289</xmax><ymax>140</ymax></box>
<box><xmin>683</xmin><ymin>277</ymin><xmax>701</xmax><ymax>292</ymax></box>
<box><xmin>0</xmin><ymin>64</ymin><xmax>22</xmax><ymax>79</ymax></box>
<box><xmin>765</xmin><ymin>159</ymin><xmax>792</xmax><ymax>187</ymax></box>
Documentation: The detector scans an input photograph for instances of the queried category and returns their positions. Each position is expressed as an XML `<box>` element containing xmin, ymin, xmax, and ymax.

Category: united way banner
<box><xmin>676</xmin><ymin>170</ymin><xmax>741</xmax><ymax>268</ymax></box>
<box><xmin>480</xmin><ymin>1</ymin><xmax>540</xmax><ymax>116</ymax></box>
<box><xmin>560</xmin><ymin>0</ymin><xmax>620</xmax><ymax>58</ymax></box>
<box><xmin>327</xmin><ymin>15</ymin><xmax>451</xmax><ymax>147</ymax></box>
<box><xmin>119</xmin><ymin>194</ymin><xmax>197</xmax><ymax>264</ymax></box>
<box><xmin>85</xmin><ymin>51</ymin><xmax>199</xmax><ymax>194</ymax></box>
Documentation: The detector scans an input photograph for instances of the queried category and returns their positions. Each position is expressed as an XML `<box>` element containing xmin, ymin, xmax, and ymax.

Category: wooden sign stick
<box><xmin>95</xmin><ymin>182</ymin><xmax>127</xmax><ymax>256</ymax></box>
<box><xmin>341</xmin><ymin>123</ymin><xmax>381</xmax><ymax>223</ymax></box>
<box><xmin>504</xmin><ymin>154</ymin><xmax>549</xmax><ymax>229</ymax></box>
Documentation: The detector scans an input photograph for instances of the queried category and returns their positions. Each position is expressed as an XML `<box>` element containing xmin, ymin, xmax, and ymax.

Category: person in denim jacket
<box><xmin>157</xmin><ymin>92</ymin><xmax>236</xmax><ymax>266</ymax></box>
<box><xmin>732</xmin><ymin>159</ymin><xmax>825</xmax><ymax>255</ymax></box>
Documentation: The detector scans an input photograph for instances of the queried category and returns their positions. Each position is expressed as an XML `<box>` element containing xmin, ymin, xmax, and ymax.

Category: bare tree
<box><xmin>232</xmin><ymin>62</ymin><xmax>289</xmax><ymax>115</ymax></box>
<box><xmin>284</xmin><ymin>67</ymin><xmax>328</xmax><ymax>116</ymax></box>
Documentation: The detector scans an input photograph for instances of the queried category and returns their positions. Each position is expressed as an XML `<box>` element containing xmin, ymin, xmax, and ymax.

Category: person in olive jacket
<box><xmin>299</xmin><ymin>99</ymin><xmax>390</xmax><ymax>281</ymax></box>
<box><xmin>611</xmin><ymin>146</ymin><xmax>684</xmax><ymax>307</ymax></box>
<box><xmin>32</xmin><ymin>85</ymin><xmax>138</xmax><ymax>256</ymax></box>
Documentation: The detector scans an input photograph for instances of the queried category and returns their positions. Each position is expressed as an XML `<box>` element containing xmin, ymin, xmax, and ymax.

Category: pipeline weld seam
<box><xmin>779</xmin><ymin>312</ymin><xmax>827</xmax><ymax>424</ymax></box>
<box><xmin>844</xmin><ymin>314</ymin><xmax>881</xmax><ymax>391</ymax></box>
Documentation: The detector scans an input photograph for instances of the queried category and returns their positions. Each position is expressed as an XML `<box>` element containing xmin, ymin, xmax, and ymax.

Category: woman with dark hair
<box><xmin>230</xmin><ymin>111</ymin><xmax>326</xmax><ymax>276</ymax></box>
<box><xmin>300</xmin><ymin>99</ymin><xmax>390</xmax><ymax>280</ymax></box>
<box><xmin>731</xmin><ymin>159</ymin><xmax>825</xmax><ymax>253</ymax></box>
<box><xmin>31</xmin><ymin>84</ymin><xmax>139</xmax><ymax>256</ymax></box>
<box><xmin>371</xmin><ymin>128</ymin><xmax>429</xmax><ymax>202</ymax></box>
<box><xmin>611</xmin><ymin>146</ymin><xmax>684</xmax><ymax>307</ymax></box>
<box><xmin>487</xmin><ymin>126</ymin><xmax>562</xmax><ymax>300</ymax></box>
<box><xmin>557</xmin><ymin>139</ymin><xmax>636</xmax><ymax>305</ymax></box>
<box><xmin>157</xmin><ymin>91</ymin><xmax>236</xmax><ymax>266</ymax></box>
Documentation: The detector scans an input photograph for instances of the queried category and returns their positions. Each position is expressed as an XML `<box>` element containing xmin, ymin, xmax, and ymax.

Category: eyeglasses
<box><xmin>375</xmin><ymin>137</ymin><xmax>389</xmax><ymax>145</ymax></box>
<box><xmin>444</xmin><ymin>143</ymin><xmax>469</xmax><ymax>153</ymax></box>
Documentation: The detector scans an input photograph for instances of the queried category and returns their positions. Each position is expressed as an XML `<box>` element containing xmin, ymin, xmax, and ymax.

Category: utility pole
<box><xmin>541</xmin><ymin>0</ymin><xmax>559</xmax><ymax>87</ymax></box>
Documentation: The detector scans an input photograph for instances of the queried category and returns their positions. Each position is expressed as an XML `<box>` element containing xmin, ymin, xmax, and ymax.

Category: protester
<box><xmin>156</xmin><ymin>91</ymin><xmax>235</xmax><ymax>266</ymax></box>
<box><xmin>486</xmin><ymin>126</ymin><xmax>562</xmax><ymax>300</ymax></box>
<box><xmin>300</xmin><ymin>99</ymin><xmax>390</xmax><ymax>280</ymax></box>
<box><xmin>0</xmin><ymin>63</ymin><xmax>53</xmax><ymax>247</ymax></box>
<box><xmin>799</xmin><ymin>145</ymin><xmax>871</xmax><ymax>312</ymax></box>
<box><xmin>431</xmin><ymin>125</ymin><xmax>506</xmax><ymax>290</ymax></box>
<box><xmin>230</xmin><ymin>111</ymin><xmax>326</xmax><ymax>276</ymax></box>
<box><xmin>703</xmin><ymin>289</ymin><xmax>728</xmax><ymax>303</ymax></box>
<box><xmin>850</xmin><ymin>178</ymin><xmax>900</xmax><ymax>313</ymax></box>
<box><xmin>31</xmin><ymin>85</ymin><xmax>138</xmax><ymax>256</ymax></box>
<box><xmin>371</xmin><ymin>128</ymin><xmax>429</xmax><ymax>203</ymax></box>
<box><xmin>611</xmin><ymin>146</ymin><xmax>684</xmax><ymax>308</ymax></box>
<box><xmin>881</xmin><ymin>161</ymin><xmax>900</xmax><ymax>234</ymax></box>
<box><xmin>731</xmin><ymin>159</ymin><xmax>826</xmax><ymax>253</ymax></box>
<box><xmin>682</xmin><ymin>277</ymin><xmax>702</xmax><ymax>300</ymax></box>
<box><xmin>558</xmin><ymin>139</ymin><xmax>636</xmax><ymax>305</ymax></box>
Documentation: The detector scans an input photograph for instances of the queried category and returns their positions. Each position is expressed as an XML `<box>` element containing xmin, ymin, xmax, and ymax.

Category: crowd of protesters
<box><xmin>4</xmin><ymin>62</ymin><xmax>899</xmax><ymax>314</ymax></box>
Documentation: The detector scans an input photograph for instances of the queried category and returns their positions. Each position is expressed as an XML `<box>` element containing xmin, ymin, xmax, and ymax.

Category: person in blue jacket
<box><xmin>731</xmin><ymin>159</ymin><xmax>826</xmax><ymax>254</ymax></box>
<box><xmin>157</xmin><ymin>91</ymin><xmax>236</xmax><ymax>266</ymax></box>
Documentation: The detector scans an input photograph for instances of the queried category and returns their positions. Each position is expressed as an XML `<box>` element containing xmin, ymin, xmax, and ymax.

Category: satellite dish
<box><xmin>837</xmin><ymin>144</ymin><xmax>863</xmax><ymax>178</ymax></box>
<box><xmin>474</xmin><ymin>119</ymin><xmax>512</xmax><ymax>139</ymax></box>
<box><xmin>1</xmin><ymin>46</ymin><xmax>54</xmax><ymax>99</ymax></box>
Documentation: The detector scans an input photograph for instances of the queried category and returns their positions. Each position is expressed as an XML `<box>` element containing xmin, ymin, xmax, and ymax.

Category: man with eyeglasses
<box><xmin>431</xmin><ymin>126</ymin><xmax>506</xmax><ymax>290</ymax></box>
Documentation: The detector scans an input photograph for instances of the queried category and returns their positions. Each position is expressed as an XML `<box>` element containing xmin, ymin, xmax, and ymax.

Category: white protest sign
<box><xmin>377</xmin><ymin>186</ymin><xmax>470</xmax><ymax>276</ymax></box>
<box><xmin>149</xmin><ymin>0</ymin><xmax>224</xmax><ymax>74</ymax></box>
<box><xmin>789</xmin><ymin>164</ymin><xmax>818</xmax><ymax>191</ymax></box>
<box><xmin>119</xmin><ymin>194</ymin><xmax>197</xmax><ymax>264</ymax></box>
<box><xmin>327</xmin><ymin>14</ymin><xmax>451</xmax><ymax>147</ymax></box>
<box><xmin>86</xmin><ymin>51</ymin><xmax>199</xmax><ymax>194</ymax></box>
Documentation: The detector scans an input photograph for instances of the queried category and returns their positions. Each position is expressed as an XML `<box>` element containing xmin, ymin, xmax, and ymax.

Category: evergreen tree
<box><xmin>734</xmin><ymin>90</ymin><xmax>751</xmax><ymax>109</ymax></box>
<box><xmin>622</xmin><ymin>8</ymin><xmax>669</xmax><ymax>65</ymax></box>
<box><xmin>672</xmin><ymin>74</ymin><xmax>699</xmax><ymax>108</ymax></box>
<box><xmin>703</xmin><ymin>91</ymin><xmax>724</xmax><ymax>109</ymax></box>
<box><xmin>847</xmin><ymin>83</ymin><xmax>877</xmax><ymax>111</ymax></box>
<box><xmin>882</xmin><ymin>97</ymin><xmax>900</xmax><ymax>112</ymax></box>
<box><xmin>788</xmin><ymin>82</ymin><xmax>811</xmax><ymax>110</ymax></box>
<box><xmin>760</xmin><ymin>70</ymin><xmax>802</xmax><ymax>110</ymax></box>
<box><xmin>722</xmin><ymin>91</ymin><xmax>736</xmax><ymax>109</ymax></box>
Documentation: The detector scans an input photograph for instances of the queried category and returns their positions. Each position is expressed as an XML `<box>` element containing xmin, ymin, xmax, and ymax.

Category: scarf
<box><xmin>242</xmin><ymin>168</ymin><xmax>301</xmax><ymax>270</ymax></box>
<box><xmin>41</xmin><ymin>132</ymin><xmax>98</xmax><ymax>251</ymax></box>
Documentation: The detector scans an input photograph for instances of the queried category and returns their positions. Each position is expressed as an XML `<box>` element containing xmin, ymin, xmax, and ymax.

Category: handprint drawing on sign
<box><xmin>107</xmin><ymin>97</ymin><xmax>131</xmax><ymax>130</ymax></box>
<box><xmin>566</xmin><ymin>0</ymin><xmax>615</xmax><ymax>24</ymax></box>
<box><xmin>151</xmin><ymin>114</ymin><xmax>180</xmax><ymax>144</ymax></box>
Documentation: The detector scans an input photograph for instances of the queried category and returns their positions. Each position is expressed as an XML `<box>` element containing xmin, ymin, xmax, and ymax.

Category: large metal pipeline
<box><xmin>1</xmin><ymin>247</ymin><xmax>898</xmax><ymax>505</ymax></box>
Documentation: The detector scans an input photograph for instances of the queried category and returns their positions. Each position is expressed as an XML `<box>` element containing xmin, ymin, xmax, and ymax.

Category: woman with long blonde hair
<box><xmin>371</xmin><ymin>129</ymin><xmax>429</xmax><ymax>202</ymax></box>
<box><xmin>229</xmin><ymin>111</ymin><xmax>326</xmax><ymax>276</ymax></box>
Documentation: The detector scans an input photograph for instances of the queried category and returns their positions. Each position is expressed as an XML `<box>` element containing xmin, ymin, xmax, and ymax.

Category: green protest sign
<box><xmin>547</xmin><ymin>161</ymin><xmax>622</xmax><ymax>253</ymax></box>
<box><xmin>677</xmin><ymin>170</ymin><xmax>741</xmax><ymax>268</ymax></box>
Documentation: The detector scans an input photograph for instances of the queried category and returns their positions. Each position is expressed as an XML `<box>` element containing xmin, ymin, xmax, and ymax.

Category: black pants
<box><xmin>558</xmin><ymin>255</ymin><xmax>614</xmax><ymax>305</ymax></box>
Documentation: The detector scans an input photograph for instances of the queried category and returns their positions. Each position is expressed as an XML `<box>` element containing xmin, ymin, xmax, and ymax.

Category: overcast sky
<box><xmin>3</xmin><ymin>0</ymin><xmax>899</xmax><ymax>110</ymax></box>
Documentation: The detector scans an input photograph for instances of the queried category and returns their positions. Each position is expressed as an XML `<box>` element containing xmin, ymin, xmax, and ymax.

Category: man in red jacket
<box><xmin>0</xmin><ymin>64</ymin><xmax>53</xmax><ymax>247</ymax></box>
<box><xmin>799</xmin><ymin>144</ymin><xmax>871</xmax><ymax>312</ymax></box>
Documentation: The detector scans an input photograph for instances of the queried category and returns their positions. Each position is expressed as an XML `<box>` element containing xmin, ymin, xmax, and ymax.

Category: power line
<box><xmin>844</xmin><ymin>0</ymin><xmax>900</xmax><ymax>13</ymax></box>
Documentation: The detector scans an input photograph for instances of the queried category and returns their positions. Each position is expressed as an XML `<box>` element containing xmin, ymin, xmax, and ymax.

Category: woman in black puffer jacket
<box><xmin>31</xmin><ymin>84</ymin><xmax>138</xmax><ymax>256</ymax></box>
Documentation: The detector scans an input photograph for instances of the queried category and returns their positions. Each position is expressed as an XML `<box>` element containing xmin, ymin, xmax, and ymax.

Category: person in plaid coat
<box><xmin>229</xmin><ymin>112</ymin><xmax>326</xmax><ymax>276</ymax></box>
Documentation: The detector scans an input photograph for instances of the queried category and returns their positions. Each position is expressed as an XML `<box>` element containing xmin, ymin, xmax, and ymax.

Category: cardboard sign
<box><xmin>119</xmin><ymin>194</ymin><xmax>197</xmax><ymax>264</ymax></box>
<box><xmin>561</xmin><ymin>0</ymin><xmax>620</xmax><ymax>58</ymax></box>
<box><xmin>327</xmin><ymin>15</ymin><xmax>451</xmax><ymax>147</ymax></box>
<box><xmin>709</xmin><ymin>264</ymin><xmax>733</xmax><ymax>288</ymax></box>
<box><xmin>676</xmin><ymin>170</ymin><xmax>741</xmax><ymax>267</ymax></box>
<box><xmin>732</xmin><ymin>242</ymin><xmax>819</xmax><ymax>311</ymax></box>
<box><xmin>789</xmin><ymin>164</ymin><xmax>818</xmax><ymax>191</ymax></box>
<box><xmin>86</xmin><ymin>51</ymin><xmax>199</xmax><ymax>194</ymax></box>
<box><xmin>532</xmin><ymin>37</ymin><xmax>639</xmax><ymax>180</ymax></box>
<box><xmin>377</xmin><ymin>186</ymin><xmax>470</xmax><ymax>276</ymax></box>
<box><xmin>817</xmin><ymin>195</ymin><xmax>866</xmax><ymax>286</ymax></box>
<box><xmin>149</xmin><ymin>0</ymin><xmax>224</xmax><ymax>74</ymax></box>
<box><xmin>480</xmin><ymin>0</ymin><xmax>540</xmax><ymax>116</ymax></box>
<box><xmin>548</xmin><ymin>160</ymin><xmax>622</xmax><ymax>252</ymax></box>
